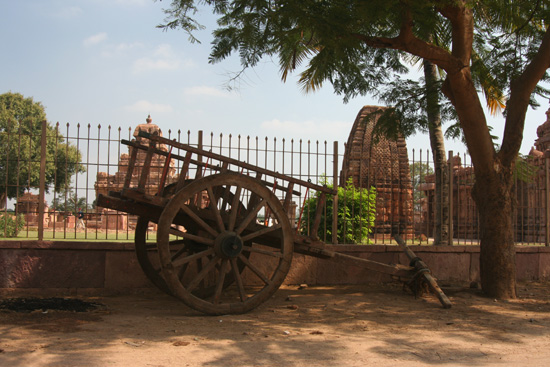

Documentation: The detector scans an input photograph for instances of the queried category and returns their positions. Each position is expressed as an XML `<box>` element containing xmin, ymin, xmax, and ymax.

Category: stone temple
<box><xmin>340</xmin><ymin>105</ymin><xmax>415</xmax><ymax>239</ymax></box>
<box><xmin>94</xmin><ymin>115</ymin><xmax>178</xmax><ymax>229</ymax></box>
<box><xmin>420</xmin><ymin>103</ymin><xmax>550</xmax><ymax>243</ymax></box>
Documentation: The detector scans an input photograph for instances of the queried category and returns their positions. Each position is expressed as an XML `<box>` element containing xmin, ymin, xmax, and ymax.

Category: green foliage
<box><xmin>0</xmin><ymin>213</ymin><xmax>25</xmax><ymax>238</ymax></box>
<box><xmin>50</xmin><ymin>189</ymin><xmax>91</xmax><ymax>214</ymax></box>
<box><xmin>0</xmin><ymin>92</ymin><xmax>85</xmax><ymax>206</ymax></box>
<box><xmin>158</xmin><ymin>1</ymin><xmax>549</xmax><ymax>137</ymax></box>
<box><xmin>515</xmin><ymin>154</ymin><xmax>539</xmax><ymax>183</ymax></box>
<box><xmin>300</xmin><ymin>178</ymin><xmax>376</xmax><ymax>244</ymax></box>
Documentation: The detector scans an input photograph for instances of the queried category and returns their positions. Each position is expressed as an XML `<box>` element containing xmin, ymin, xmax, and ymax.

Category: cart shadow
<box><xmin>0</xmin><ymin>283</ymin><xmax>549</xmax><ymax>366</ymax></box>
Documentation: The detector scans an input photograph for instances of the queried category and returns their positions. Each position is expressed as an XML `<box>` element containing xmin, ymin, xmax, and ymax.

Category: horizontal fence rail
<box><xmin>1</xmin><ymin>120</ymin><xmax>549</xmax><ymax>246</ymax></box>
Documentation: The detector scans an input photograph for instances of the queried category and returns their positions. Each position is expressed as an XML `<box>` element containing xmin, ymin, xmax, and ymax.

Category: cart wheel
<box><xmin>135</xmin><ymin>217</ymin><xmax>172</xmax><ymax>294</ymax></box>
<box><xmin>157</xmin><ymin>172</ymin><xmax>293</xmax><ymax>315</ymax></box>
<box><xmin>134</xmin><ymin>183</ymin><xmax>181</xmax><ymax>295</ymax></box>
<box><xmin>134</xmin><ymin>182</ymin><xmax>250</xmax><ymax>296</ymax></box>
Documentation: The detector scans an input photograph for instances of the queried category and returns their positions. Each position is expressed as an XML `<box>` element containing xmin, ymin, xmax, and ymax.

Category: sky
<box><xmin>1</xmin><ymin>0</ymin><xmax>549</xmax><ymax>159</ymax></box>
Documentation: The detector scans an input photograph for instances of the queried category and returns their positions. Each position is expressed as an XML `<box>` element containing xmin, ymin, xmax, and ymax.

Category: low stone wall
<box><xmin>1</xmin><ymin>240</ymin><xmax>549</xmax><ymax>296</ymax></box>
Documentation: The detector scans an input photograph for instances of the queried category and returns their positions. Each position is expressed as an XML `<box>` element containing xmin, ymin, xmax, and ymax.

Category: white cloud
<box><xmin>124</xmin><ymin>100</ymin><xmax>173</xmax><ymax>114</ymax></box>
<box><xmin>114</xmin><ymin>0</ymin><xmax>148</xmax><ymax>6</ymax></box>
<box><xmin>260</xmin><ymin>119</ymin><xmax>350</xmax><ymax>142</ymax></box>
<box><xmin>133</xmin><ymin>58</ymin><xmax>180</xmax><ymax>73</ymax></box>
<box><xmin>183</xmin><ymin>86</ymin><xmax>232</xmax><ymax>98</ymax></box>
<box><xmin>132</xmin><ymin>44</ymin><xmax>189</xmax><ymax>73</ymax></box>
<box><xmin>83</xmin><ymin>32</ymin><xmax>108</xmax><ymax>46</ymax></box>
<box><xmin>100</xmin><ymin>42</ymin><xmax>143</xmax><ymax>58</ymax></box>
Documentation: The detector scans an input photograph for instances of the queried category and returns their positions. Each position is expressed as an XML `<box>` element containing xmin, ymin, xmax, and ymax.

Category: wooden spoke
<box><xmin>168</xmin><ymin>239</ymin><xmax>186</xmax><ymax>247</ymax></box>
<box><xmin>171</xmin><ymin>231</ymin><xmax>215</xmax><ymax>246</ymax></box>
<box><xmin>212</xmin><ymin>259</ymin><xmax>229</xmax><ymax>304</ymax></box>
<box><xmin>178</xmin><ymin>204</ymin><xmax>219</xmax><ymax>238</ymax></box>
<box><xmin>237</xmin><ymin>254</ymin><xmax>272</xmax><ymax>285</ymax></box>
<box><xmin>247</xmin><ymin>191</ymin><xmax>260</xmax><ymax>209</ymax></box>
<box><xmin>227</xmin><ymin>185</ymin><xmax>242</xmax><ymax>231</ymax></box>
<box><xmin>230</xmin><ymin>258</ymin><xmax>247</xmax><ymax>302</ymax></box>
<box><xmin>186</xmin><ymin>255</ymin><xmax>220</xmax><ymax>292</ymax></box>
<box><xmin>171</xmin><ymin>248</ymin><xmax>215</xmax><ymax>269</ymax></box>
<box><xmin>168</xmin><ymin>226</ymin><xmax>186</xmax><ymax>237</ymax></box>
<box><xmin>234</xmin><ymin>198</ymin><xmax>267</xmax><ymax>235</ymax></box>
<box><xmin>177</xmin><ymin>263</ymin><xmax>187</xmax><ymax>280</ymax></box>
<box><xmin>219</xmin><ymin>185</ymin><xmax>231</xmax><ymax>212</ymax></box>
<box><xmin>207</xmin><ymin>185</ymin><xmax>226</xmax><ymax>232</ymax></box>
<box><xmin>170</xmin><ymin>245</ymin><xmax>190</xmax><ymax>262</ymax></box>
<box><xmin>240</xmin><ymin>223</ymin><xmax>282</xmax><ymax>242</ymax></box>
<box><xmin>241</xmin><ymin>245</ymin><xmax>284</xmax><ymax>258</ymax></box>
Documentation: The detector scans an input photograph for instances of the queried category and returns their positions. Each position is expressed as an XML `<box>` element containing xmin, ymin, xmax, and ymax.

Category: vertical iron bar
<box><xmin>545</xmin><ymin>154</ymin><xmax>549</xmax><ymax>246</ymax></box>
<box><xmin>195</xmin><ymin>130</ymin><xmax>203</xmax><ymax>179</ymax></box>
<box><xmin>448</xmin><ymin>150</ymin><xmax>454</xmax><ymax>246</ymax></box>
<box><xmin>38</xmin><ymin>120</ymin><xmax>47</xmax><ymax>241</ymax></box>
<box><xmin>332</xmin><ymin>141</ymin><xmax>338</xmax><ymax>244</ymax></box>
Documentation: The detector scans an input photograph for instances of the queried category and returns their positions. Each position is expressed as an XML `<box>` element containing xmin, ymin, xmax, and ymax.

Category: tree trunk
<box><xmin>423</xmin><ymin>59</ymin><xmax>449</xmax><ymax>246</ymax></box>
<box><xmin>443</xmin><ymin>68</ymin><xmax>517</xmax><ymax>299</ymax></box>
<box><xmin>471</xmin><ymin>167</ymin><xmax>517</xmax><ymax>298</ymax></box>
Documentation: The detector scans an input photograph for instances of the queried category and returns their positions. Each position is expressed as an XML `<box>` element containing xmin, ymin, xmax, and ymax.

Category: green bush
<box><xmin>0</xmin><ymin>214</ymin><xmax>25</xmax><ymax>238</ymax></box>
<box><xmin>300</xmin><ymin>178</ymin><xmax>376</xmax><ymax>244</ymax></box>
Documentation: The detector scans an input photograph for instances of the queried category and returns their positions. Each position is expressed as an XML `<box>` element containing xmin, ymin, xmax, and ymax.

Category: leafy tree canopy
<box><xmin>158</xmin><ymin>1</ymin><xmax>549</xmax><ymax>141</ymax></box>
<box><xmin>157</xmin><ymin>0</ymin><xmax>550</xmax><ymax>299</ymax></box>
<box><xmin>0</xmin><ymin>92</ymin><xmax>85</xmax><ymax>207</ymax></box>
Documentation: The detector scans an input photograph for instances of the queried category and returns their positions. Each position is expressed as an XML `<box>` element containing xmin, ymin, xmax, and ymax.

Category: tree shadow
<box><xmin>0</xmin><ymin>282</ymin><xmax>549</xmax><ymax>366</ymax></box>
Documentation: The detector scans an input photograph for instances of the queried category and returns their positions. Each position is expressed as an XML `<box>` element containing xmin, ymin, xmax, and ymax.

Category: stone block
<box><xmin>104</xmin><ymin>251</ymin><xmax>154</xmax><ymax>289</ymax></box>
<box><xmin>516</xmin><ymin>253</ymin><xmax>540</xmax><ymax>280</ymax></box>
<box><xmin>0</xmin><ymin>249</ymin><xmax>105</xmax><ymax>288</ymax></box>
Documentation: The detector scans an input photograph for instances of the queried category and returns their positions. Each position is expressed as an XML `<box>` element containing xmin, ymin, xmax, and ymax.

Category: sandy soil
<box><xmin>1</xmin><ymin>282</ymin><xmax>549</xmax><ymax>367</ymax></box>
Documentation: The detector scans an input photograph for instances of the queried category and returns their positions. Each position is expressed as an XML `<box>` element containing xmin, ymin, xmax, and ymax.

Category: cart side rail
<box><xmin>137</xmin><ymin>131</ymin><xmax>337</xmax><ymax>196</ymax></box>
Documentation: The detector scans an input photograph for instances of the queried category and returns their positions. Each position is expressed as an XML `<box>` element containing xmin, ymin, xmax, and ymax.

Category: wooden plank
<box><xmin>138</xmin><ymin>142</ymin><xmax>156</xmax><ymax>189</ymax></box>
<box><xmin>120</xmin><ymin>188</ymin><xmax>169</xmax><ymax>207</ymax></box>
<box><xmin>310</xmin><ymin>192</ymin><xmax>327</xmax><ymax>239</ymax></box>
<box><xmin>394</xmin><ymin>235</ymin><xmax>453</xmax><ymax>309</ymax></box>
<box><xmin>123</xmin><ymin>146</ymin><xmax>139</xmax><ymax>189</ymax></box>
<box><xmin>139</xmin><ymin>131</ymin><xmax>336</xmax><ymax>195</ymax></box>
<box><xmin>96</xmin><ymin>194</ymin><xmax>164</xmax><ymax>222</ymax></box>
<box><xmin>176</xmin><ymin>151</ymin><xmax>193</xmax><ymax>192</ymax></box>
<box><xmin>122</xmin><ymin>139</ymin><xmax>302</xmax><ymax>196</ymax></box>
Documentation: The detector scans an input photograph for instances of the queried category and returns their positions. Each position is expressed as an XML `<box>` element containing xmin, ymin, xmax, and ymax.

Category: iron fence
<box><xmin>1</xmin><ymin>121</ymin><xmax>549</xmax><ymax>246</ymax></box>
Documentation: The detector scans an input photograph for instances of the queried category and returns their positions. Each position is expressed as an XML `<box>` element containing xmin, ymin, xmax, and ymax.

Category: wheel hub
<box><xmin>215</xmin><ymin>232</ymin><xmax>243</xmax><ymax>258</ymax></box>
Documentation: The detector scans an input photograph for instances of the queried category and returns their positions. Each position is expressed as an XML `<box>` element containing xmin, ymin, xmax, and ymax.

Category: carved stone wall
<box><xmin>95</xmin><ymin>115</ymin><xmax>178</xmax><ymax>203</ymax></box>
<box><xmin>340</xmin><ymin>106</ymin><xmax>414</xmax><ymax>239</ymax></box>
<box><xmin>94</xmin><ymin>115</ymin><xmax>178</xmax><ymax>230</ymax></box>
<box><xmin>420</xmin><ymin>104</ymin><xmax>550</xmax><ymax>242</ymax></box>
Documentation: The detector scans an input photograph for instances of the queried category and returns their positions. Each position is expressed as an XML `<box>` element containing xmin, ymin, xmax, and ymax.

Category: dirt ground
<box><xmin>1</xmin><ymin>282</ymin><xmax>550</xmax><ymax>367</ymax></box>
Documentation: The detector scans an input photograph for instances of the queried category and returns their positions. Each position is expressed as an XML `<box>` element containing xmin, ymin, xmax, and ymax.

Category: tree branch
<box><xmin>500</xmin><ymin>26</ymin><xmax>550</xmax><ymax>166</ymax></box>
<box><xmin>350</xmin><ymin>4</ymin><xmax>466</xmax><ymax>74</ymax></box>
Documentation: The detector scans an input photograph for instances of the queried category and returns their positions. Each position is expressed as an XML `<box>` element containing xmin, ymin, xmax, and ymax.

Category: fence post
<box><xmin>38</xmin><ymin>120</ymin><xmax>47</xmax><ymax>241</ymax></box>
<box><xmin>448</xmin><ymin>150</ymin><xmax>453</xmax><ymax>246</ymax></box>
<box><xmin>545</xmin><ymin>153</ymin><xmax>549</xmax><ymax>247</ymax></box>
<box><xmin>332</xmin><ymin>141</ymin><xmax>338</xmax><ymax>244</ymax></box>
<box><xmin>196</xmin><ymin>130</ymin><xmax>203</xmax><ymax>179</ymax></box>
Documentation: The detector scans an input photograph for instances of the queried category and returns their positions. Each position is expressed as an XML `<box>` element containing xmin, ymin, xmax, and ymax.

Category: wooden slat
<box><xmin>123</xmin><ymin>146</ymin><xmax>139</xmax><ymax>189</ymax></box>
<box><xmin>138</xmin><ymin>142</ymin><xmax>156</xmax><ymax>189</ymax></box>
<box><xmin>282</xmin><ymin>182</ymin><xmax>294</xmax><ymax>212</ymax></box>
<box><xmin>309</xmin><ymin>192</ymin><xmax>327</xmax><ymax>239</ymax></box>
<box><xmin>138</xmin><ymin>131</ymin><xmax>335</xmax><ymax>195</ymax></box>
<box><xmin>176</xmin><ymin>151</ymin><xmax>193</xmax><ymax>192</ymax></box>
